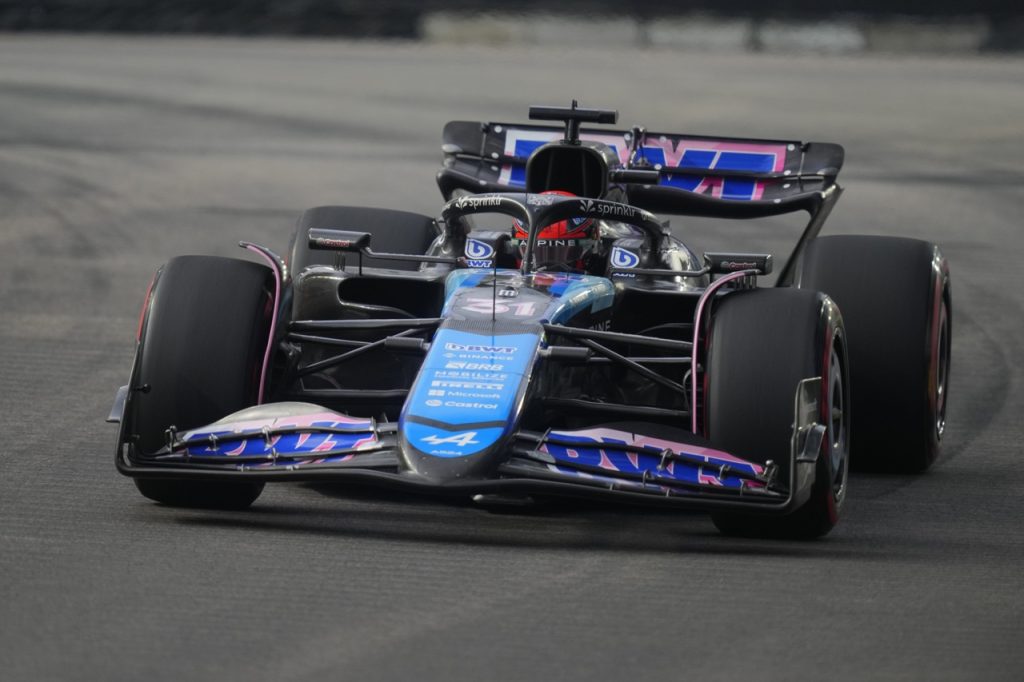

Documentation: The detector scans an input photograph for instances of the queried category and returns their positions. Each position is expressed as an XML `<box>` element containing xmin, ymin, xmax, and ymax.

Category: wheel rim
<box><xmin>827</xmin><ymin>344</ymin><xmax>849</xmax><ymax>502</ymax></box>
<box><xmin>934</xmin><ymin>297</ymin><xmax>950</xmax><ymax>440</ymax></box>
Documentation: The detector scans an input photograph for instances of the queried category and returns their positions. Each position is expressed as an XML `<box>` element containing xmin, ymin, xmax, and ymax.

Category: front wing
<box><xmin>116</xmin><ymin>379</ymin><xmax>826</xmax><ymax>515</ymax></box>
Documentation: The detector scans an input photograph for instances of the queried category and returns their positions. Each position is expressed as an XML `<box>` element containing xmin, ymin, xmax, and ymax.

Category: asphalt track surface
<box><xmin>1</xmin><ymin>36</ymin><xmax>1023</xmax><ymax>681</ymax></box>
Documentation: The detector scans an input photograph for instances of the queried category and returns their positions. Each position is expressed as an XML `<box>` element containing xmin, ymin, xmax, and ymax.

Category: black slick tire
<box><xmin>797</xmin><ymin>235</ymin><xmax>951</xmax><ymax>472</ymax></box>
<box><xmin>705</xmin><ymin>288</ymin><xmax>849</xmax><ymax>540</ymax></box>
<box><xmin>128</xmin><ymin>255</ymin><xmax>272</xmax><ymax>510</ymax></box>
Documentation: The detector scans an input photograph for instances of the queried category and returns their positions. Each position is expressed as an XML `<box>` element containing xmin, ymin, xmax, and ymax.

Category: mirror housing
<box><xmin>705</xmin><ymin>252</ymin><xmax>773</xmax><ymax>276</ymax></box>
<box><xmin>307</xmin><ymin>228</ymin><xmax>371</xmax><ymax>252</ymax></box>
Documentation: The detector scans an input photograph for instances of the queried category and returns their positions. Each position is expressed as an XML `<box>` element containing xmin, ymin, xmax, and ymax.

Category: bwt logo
<box><xmin>465</xmin><ymin>239</ymin><xmax>496</xmax><ymax>260</ymax></box>
<box><xmin>636</xmin><ymin>146</ymin><xmax>781</xmax><ymax>201</ymax></box>
<box><xmin>610</xmin><ymin>247</ymin><xmax>640</xmax><ymax>269</ymax></box>
<box><xmin>445</xmin><ymin>342</ymin><xmax>517</xmax><ymax>354</ymax></box>
<box><xmin>503</xmin><ymin>132</ymin><xmax>785</xmax><ymax>201</ymax></box>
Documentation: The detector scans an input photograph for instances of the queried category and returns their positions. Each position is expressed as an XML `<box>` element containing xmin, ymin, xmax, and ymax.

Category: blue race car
<box><xmin>109</xmin><ymin>103</ymin><xmax>951</xmax><ymax>539</ymax></box>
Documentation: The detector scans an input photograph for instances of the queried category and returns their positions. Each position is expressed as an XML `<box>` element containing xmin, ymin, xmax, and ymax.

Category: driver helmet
<box><xmin>513</xmin><ymin>190</ymin><xmax>597</xmax><ymax>271</ymax></box>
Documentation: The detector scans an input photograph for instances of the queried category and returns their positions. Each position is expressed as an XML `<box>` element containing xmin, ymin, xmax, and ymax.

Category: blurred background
<box><xmin>1</xmin><ymin>0</ymin><xmax>1021</xmax><ymax>53</ymax></box>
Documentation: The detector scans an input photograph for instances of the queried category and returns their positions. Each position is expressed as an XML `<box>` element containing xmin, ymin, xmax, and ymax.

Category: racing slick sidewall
<box><xmin>705</xmin><ymin>288</ymin><xmax>848</xmax><ymax>538</ymax></box>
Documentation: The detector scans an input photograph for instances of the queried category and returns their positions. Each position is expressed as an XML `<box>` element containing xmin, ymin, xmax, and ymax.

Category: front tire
<box><xmin>127</xmin><ymin>255</ymin><xmax>272</xmax><ymax>510</ymax></box>
<box><xmin>705</xmin><ymin>288</ymin><xmax>849</xmax><ymax>539</ymax></box>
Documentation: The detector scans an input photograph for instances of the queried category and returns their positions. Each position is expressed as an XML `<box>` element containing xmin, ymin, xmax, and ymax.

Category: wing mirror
<box><xmin>307</xmin><ymin>228</ymin><xmax>371</xmax><ymax>252</ymax></box>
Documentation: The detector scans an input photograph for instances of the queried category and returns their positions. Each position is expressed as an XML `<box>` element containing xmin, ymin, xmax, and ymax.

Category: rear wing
<box><xmin>439</xmin><ymin>120</ymin><xmax>844</xmax><ymax>219</ymax></box>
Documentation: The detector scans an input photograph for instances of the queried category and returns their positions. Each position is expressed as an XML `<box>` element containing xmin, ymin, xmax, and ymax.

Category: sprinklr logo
<box><xmin>456</xmin><ymin>195</ymin><xmax>503</xmax><ymax>210</ymax></box>
<box><xmin>578</xmin><ymin>199</ymin><xmax>638</xmax><ymax>219</ymax></box>
<box><xmin>465</xmin><ymin>239</ymin><xmax>495</xmax><ymax>260</ymax></box>
<box><xmin>610</xmin><ymin>246</ymin><xmax>640</xmax><ymax>269</ymax></box>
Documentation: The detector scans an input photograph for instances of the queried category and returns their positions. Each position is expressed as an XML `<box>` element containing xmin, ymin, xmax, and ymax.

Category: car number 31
<box><xmin>461</xmin><ymin>299</ymin><xmax>537</xmax><ymax>316</ymax></box>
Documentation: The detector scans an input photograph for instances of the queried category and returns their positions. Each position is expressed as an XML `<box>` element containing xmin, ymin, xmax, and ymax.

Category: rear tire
<box><xmin>797</xmin><ymin>235</ymin><xmax>951</xmax><ymax>472</ymax></box>
<box><xmin>288</xmin><ymin>205</ymin><xmax>438</xmax><ymax>275</ymax></box>
<box><xmin>705</xmin><ymin>288</ymin><xmax>849</xmax><ymax>540</ymax></box>
<box><xmin>128</xmin><ymin>255</ymin><xmax>272</xmax><ymax>510</ymax></box>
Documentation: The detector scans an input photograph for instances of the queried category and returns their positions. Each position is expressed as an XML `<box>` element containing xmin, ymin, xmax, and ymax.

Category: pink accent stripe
<box><xmin>186</xmin><ymin>412</ymin><xmax>372</xmax><ymax>437</ymax></box>
<box><xmin>690</xmin><ymin>270</ymin><xmax>756</xmax><ymax>434</ymax></box>
<box><xmin>245</xmin><ymin>245</ymin><xmax>281</xmax><ymax>405</ymax></box>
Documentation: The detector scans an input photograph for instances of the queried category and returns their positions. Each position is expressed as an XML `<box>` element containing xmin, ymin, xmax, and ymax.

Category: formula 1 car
<box><xmin>109</xmin><ymin>102</ymin><xmax>951</xmax><ymax>539</ymax></box>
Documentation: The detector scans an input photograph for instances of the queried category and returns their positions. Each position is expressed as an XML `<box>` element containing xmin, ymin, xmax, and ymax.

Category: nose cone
<box><xmin>397</xmin><ymin>325</ymin><xmax>541</xmax><ymax>483</ymax></box>
<box><xmin>400</xmin><ymin>422</ymin><xmax>509</xmax><ymax>483</ymax></box>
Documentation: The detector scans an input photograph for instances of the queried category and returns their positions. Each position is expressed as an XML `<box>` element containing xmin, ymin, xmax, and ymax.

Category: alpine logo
<box><xmin>421</xmin><ymin>431</ymin><xmax>480</xmax><ymax>447</ymax></box>
<box><xmin>610</xmin><ymin>246</ymin><xmax>640</xmax><ymax>269</ymax></box>
<box><xmin>465</xmin><ymin>238</ymin><xmax>496</xmax><ymax>260</ymax></box>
